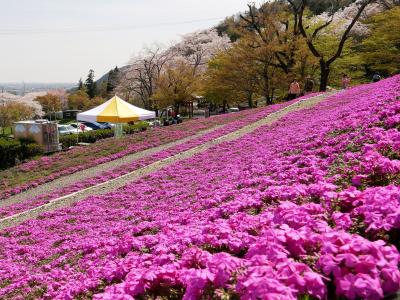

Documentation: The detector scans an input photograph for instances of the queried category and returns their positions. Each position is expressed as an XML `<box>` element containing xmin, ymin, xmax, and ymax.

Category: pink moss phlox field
<box><xmin>0</xmin><ymin>99</ymin><xmax>301</xmax><ymax>217</ymax></box>
<box><xmin>0</xmin><ymin>78</ymin><xmax>399</xmax><ymax>299</ymax></box>
<box><xmin>0</xmin><ymin>102</ymin><xmax>296</xmax><ymax>200</ymax></box>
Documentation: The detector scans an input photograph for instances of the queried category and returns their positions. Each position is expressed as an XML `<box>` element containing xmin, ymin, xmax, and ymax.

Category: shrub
<box><xmin>59</xmin><ymin>129</ymin><xmax>113</xmax><ymax>149</ymax></box>
<box><xmin>0</xmin><ymin>138</ymin><xmax>43</xmax><ymax>169</ymax></box>
<box><xmin>0</xmin><ymin>139</ymin><xmax>21</xmax><ymax>169</ymax></box>
<box><xmin>124</xmin><ymin>122</ymin><xmax>149</xmax><ymax>134</ymax></box>
<box><xmin>20</xmin><ymin>143</ymin><xmax>44</xmax><ymax>159</ymax></box>
<box><xmin>58</xmin><ymin>134</ymin><xmax>79</xmax><ymax>149</ymax></box>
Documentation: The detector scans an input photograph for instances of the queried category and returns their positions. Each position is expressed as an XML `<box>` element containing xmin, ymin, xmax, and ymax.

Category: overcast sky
<box><xmin>0</xmin><ymin>0</ymin><xmax>262</xmax><ymax>83</ymax></box>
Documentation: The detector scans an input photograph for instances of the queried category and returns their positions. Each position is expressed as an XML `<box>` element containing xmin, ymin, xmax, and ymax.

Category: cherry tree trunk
<box><xmin>319</xmin><ymin>61</ymin><xmax>330</xmax><ymax>92</ymax></box>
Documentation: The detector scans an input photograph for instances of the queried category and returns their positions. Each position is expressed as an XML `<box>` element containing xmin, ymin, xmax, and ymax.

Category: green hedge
<box><xmin>123</xmin><ymin>122</ymin><xmax>149</xmax><ymax>134</ymax></box>
<box><xmin>59</xmin><ymin>122</ymin><xmax>149</xmax><ymax>149</ymax></box>
<box><xmin>0</xmin><ymin>138</ymin><xmax>43</xmax><ymax>169</ymax></box>
<box><xmin>59</xmin><ymin>129</ymin><xmax>113</xmax><ymax>148</ymax></box>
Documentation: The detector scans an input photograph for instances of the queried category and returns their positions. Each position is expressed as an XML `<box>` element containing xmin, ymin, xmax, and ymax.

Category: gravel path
<box><xmin>0</xmin><ymin>92</ymin><xmax>336</xmax><ymax>229</ymax></box>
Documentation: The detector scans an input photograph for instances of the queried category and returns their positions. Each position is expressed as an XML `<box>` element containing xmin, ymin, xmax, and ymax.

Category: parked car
<box><xmin>57</xmin><ymin>125</ymin><xmax>77</xmax><ymax>135</ymax></box>
<box><xmin>228</xmin><ymin>107</ymin><xmax>240</xmax><ymax>113</ymax></box>
<box><xmin>99</xmin><ymin>122</ymin><xmax>114</xmax><ymax>128</ymax></box>
<box><xmin>80</xmin><ymin>121</ymin><xmax>112</xmax><ymax>130</ymax></box>
<box><xmin>70</xmin><ymin>123</ymin><xmax>93</xmax><ymax>132</ymax></box>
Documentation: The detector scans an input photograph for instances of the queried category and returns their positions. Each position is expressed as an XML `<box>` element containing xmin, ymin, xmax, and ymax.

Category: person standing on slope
<box><xmin>288</xmin><ymin>80</ymin><xmax>301</xmax><ymax>100</ymax></box>
<box><xmin>341</xmin><ymin>74</ymin><xmax>351</xmax><ymax>89</ymax></box>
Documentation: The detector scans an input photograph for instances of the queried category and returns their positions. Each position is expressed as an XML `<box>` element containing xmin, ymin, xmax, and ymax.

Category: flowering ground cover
<box><xmin>0</xmin><ymin>99</ymin><xmax>299</xmax><ymax>218</ymax></box>
<box><xmin>0</xmin><ymin>102</ymin><xmax>296</xmax><ymax>200</ymax></box>
<box><xmin>0</xmin><ymin>79</ymin><xmax>399</xmax><ymax>299</ymax></box>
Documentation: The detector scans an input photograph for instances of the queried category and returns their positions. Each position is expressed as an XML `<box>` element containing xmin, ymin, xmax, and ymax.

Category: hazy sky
<box><xmin>0</xmin><ymin>0</ymin><xmax>260</xmax><ymax>83</ymax></box>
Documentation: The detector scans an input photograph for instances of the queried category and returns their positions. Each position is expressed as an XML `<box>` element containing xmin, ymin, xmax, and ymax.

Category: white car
<box><xmin>57</xmin><ymin>125</ymin><xmax>77</xmax><ymax>135</ymax></box>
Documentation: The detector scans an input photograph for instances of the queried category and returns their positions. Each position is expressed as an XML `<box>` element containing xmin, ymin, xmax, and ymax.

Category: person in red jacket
<box><xmin>288</xmin><ymin>80</ymin><xmax>301</xmax><ymax>100</ymax></box>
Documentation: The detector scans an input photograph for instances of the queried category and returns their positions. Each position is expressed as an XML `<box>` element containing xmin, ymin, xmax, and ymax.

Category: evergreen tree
<box><xmin>97</xmin><ymin>81</ymin><xmax>108</xmax><ymax>98</ymax></box>
<box><xmin>78</xmin><ymin>78</ymin><xmax>83</xmax><ymax>90</ymax></box>
<box><xmin>106</xmin><ymin>66</ymin><xmax>120</xmax><ymax>94</ymax></box>
<box><xmin>106</xmin><ymin>69</ymin><xmax>114</xmax><ymax>94</ymax></box>
<box><xmin>85</xmin><ymin>69</ymin><xmax>97</xmax><ymax>99</ymax></box>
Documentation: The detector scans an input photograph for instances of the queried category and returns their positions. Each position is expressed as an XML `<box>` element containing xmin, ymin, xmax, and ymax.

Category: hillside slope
<box><xmin>0</xmin><ymin>77</ymin><xmax>399</xmax><ymax>299</ymax></box>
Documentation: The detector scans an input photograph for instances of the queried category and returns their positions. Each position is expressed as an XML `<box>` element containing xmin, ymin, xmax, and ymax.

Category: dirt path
<box><xmin>0</xmin><ymin>92</ymin><xmax>336</xmax><ymax>229</ymax></box>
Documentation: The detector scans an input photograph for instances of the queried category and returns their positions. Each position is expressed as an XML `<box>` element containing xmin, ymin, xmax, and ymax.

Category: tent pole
<box><xmin>114</xmin><ymin>123</ymin><xmax>123</xmax><ymax>138</ymax></box>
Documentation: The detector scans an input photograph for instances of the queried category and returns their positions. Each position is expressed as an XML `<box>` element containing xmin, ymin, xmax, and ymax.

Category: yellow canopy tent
<box><xmin>77</xmin><ymin>96</ymin><xmax>155</xmax><ymax>137</ymax></box>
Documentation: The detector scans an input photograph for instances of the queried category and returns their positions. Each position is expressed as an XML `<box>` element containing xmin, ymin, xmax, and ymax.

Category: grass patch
<box><xmin>0</xmin><ymin>127</ymin><xmax>12</xmax><ymax>136</ymax></box>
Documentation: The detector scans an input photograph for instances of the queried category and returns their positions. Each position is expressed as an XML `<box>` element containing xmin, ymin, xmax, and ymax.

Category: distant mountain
<box><xmin>0</xmin><ymin>83</ymin><xmax>76</xmax><ymax>96</ymax></box>
<box><xmin>96</xmin><ymin>66</ymin><xmax>129</xmax><ymax>85</ymax></box>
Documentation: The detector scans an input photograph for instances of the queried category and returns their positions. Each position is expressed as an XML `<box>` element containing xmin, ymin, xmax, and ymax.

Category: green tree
<box><xmin>215</xmin><ymin>16</ymin><xmax>242</xmax><ymax>42</ymax></box>
<box><xmin>240</xmin><ymin>2</ymin><xmax>303</xmax><ymax>78</ymax></box>
<box><xmin>238</xmin><ymin>2</ymin><xmax>321</xmax><ymax>100</ymax></box>
<box><xmin>307</xmin><ymin>0</ymin><xmax>354</xmax><ymax>15</ymax></box>
<box><xmin>68</xmin><ymin>90</ymin><xmax>105</xmax><ymax>110</ymax></box>
<box><xmin>310</xmin><ymin>21</ymin><xmax>364</xmax><ymax>87</ymax></box>
<box><xmin>202</xmin><ymin>44</ymin><xmax>260</xmax><ymax>109</ymax></box>
<box><xmin>153</xmin><ymin>61</ymin><xmax>199</xmax><ymax>113</ymax></box>
<box><xmin>67</xmin><ymin>90</ymin><xmax>90</xmax><ymax>110</ymax></box>
<box><xmin>85</xmin><ymin>69</ymin><xmax>97</xmax><ymax>99</ymax></box>
<box><xmin>87</xmin><ymin>96</ymin><xmax>105</xmax><ymax>109</ymax></box>
<box><xmin>97</xmin><ymin>81</ymin><xmax>108</xmax><ymax>98</ymax></box>
<box><xmin>107</xmin><ymin>66</ymin><xmax>120</xmax><ymax>95</ymax></box>
<box><xmin>35</xmin><ymin>94</ymin><xmax>62</xmax><ymax>116</ymax></box>
<box><xmin>287</xmin><ymin>0</ymin><xmax>375</xmax><ymax>91</ymax></box>
<box><xmin>0</xmin><ymin>102</ymin><xmax>35</xmax><ymax>135</ymax></box>
<box><xmin>360</xmin><ymin>6</ymin><xmax>400</xmax><ymax>76</ymax></box>
<box><xmin>201</xmin><ymin>56</ymin><xmax>242</xmax><ymax>112</ymax></box>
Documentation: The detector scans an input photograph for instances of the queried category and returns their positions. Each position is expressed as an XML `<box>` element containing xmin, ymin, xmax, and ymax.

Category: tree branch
<box><xmin>311</xmin><ymin>17</ymin><xmax>333</xmax><ymax>40</ymax></box>
<box><xmin>327</xmin><ymin>0</ymin><xmax>374</xmax><ymax>66</ymax></box>
<box><xmin>296</xmin><ymin>1</ymin><xmax>323</xmax><ymax>58</ymax></box>
<box><xmin>240</xmin><ymin>4</ymin><xmax>269</xmax><ymax>43</ymax></box>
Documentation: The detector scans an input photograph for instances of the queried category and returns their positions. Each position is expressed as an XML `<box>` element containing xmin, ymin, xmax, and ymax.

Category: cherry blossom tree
<box><xmin>310</xmin><ymin>1</ymin><xmax>391</xmax><ymax>38</ymax></box>
<box><xmin>117</xmin><ymin>30</ymin><xmax>230</xmax><ymax>109</ymax></box>
<box><xmin>118</xmin><ymin>47</ymin><xmax>171</xmax><ymax>109</ymax></box>
<box><xmin>168</xmin><ymin>29</ymin><xmax>231</xmax><ymax>74</ymax></box>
